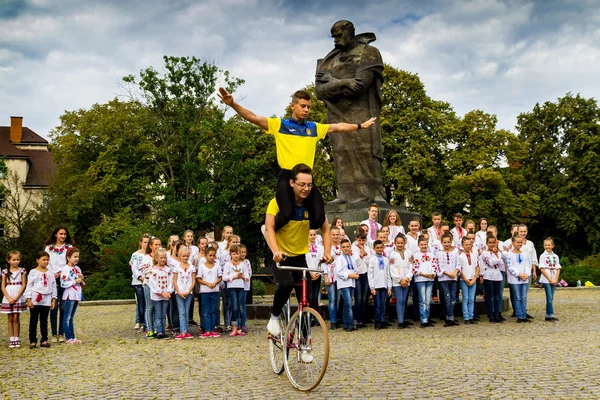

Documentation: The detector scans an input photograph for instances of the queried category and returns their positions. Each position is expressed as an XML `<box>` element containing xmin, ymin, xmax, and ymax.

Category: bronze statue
<box><xmin>316</xmin><ymin>20</ymin><xmax>385</xmax><ymax>205</ymax></box>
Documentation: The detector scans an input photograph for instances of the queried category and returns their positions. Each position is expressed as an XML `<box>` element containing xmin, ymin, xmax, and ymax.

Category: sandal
<box><xmin>15</xmin><ymin>340</ymin><xmax>21</xmax><ymax>348</ymax></box>
<box><xmin>8</xmin><ymin>341</ymin><xmax>15</xmax><ymax>348</ymax></box>
<box><xmin>30</xmin><ymin>343</ymin><xmax>37</xmax><ymax>349</ymax></box>
<box><xmin>40</xmin><ymin>341</ymin><xmax>51</xmax><ymax>348</ymax></box>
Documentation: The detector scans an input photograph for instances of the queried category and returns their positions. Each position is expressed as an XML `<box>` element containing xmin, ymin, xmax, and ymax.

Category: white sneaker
<box><xmin>300</xmin><ymin>350</ymin><xmax>314</xmax><ymax>363</ymax></box>
<box><xmin>267</xmin><ymin>319</ymin><xmax>281</xmax><ymax>337</ymax></box>
<box><xmin>133</xmin><ymin>323</ymin><xmax>140</xmax><ymax>330</ymax></box>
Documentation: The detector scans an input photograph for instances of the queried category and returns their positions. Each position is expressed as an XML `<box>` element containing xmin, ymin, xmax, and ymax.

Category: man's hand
<box><xmin>360</xmin><ymin>117</ymin><xmax>377</xmax><ymax>129</ymax></box>
<box><xmin>272</xmin><ymin>251</ymin><xmax>287</xmax><ymax>263</ymax></box>
<box><xmin>322</xmin><ymin>254</ymin><xmax>333</xmax><ymax>264</ymax></box>
<box><xmin>217</xmin><ymin>87</ymin><xmax>234</xmax><ymax>106</ymax></box>
<box><xmin>343</xmin><ymin>78</ymin><xmax>364</xmax><ymax>93</ymax></box>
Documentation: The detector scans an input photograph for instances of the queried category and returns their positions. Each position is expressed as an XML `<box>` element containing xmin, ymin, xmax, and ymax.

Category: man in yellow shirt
<box><xmin>218</xmin><ymin>87</ymin><xmax>376</xmax><ymax>231</ymax></box>
<box><xmin>263</xmin><ymin>163</ymin><xmax>332</xmax><ymax>337</ymax></box>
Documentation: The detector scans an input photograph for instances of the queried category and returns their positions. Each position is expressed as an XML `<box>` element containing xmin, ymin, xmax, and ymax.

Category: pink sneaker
<box><xmin>210</xmin><ymin>332</ymin><xmax>220</xmax><ymax>338</ymax></box>
<box><xmin>236</xmin><ymin>331</ymin><xmax>246</xmax><ymax>336</ymax></box>
<box><xmin>229</xmin><ymin>331</ymin><xmax>237</xmax><ymax>337</ymax></box>
<box><xmin>174</xmin><ymin>333</ymin><xmax>186</xmax><ymax>340</ymax></box>
<box><xmin>185</xmin><ymin>333</ymin><xmax>193</xmax><ymax>339</ymax></box>
<box><xmin>199</xmin><ymin>332</ymin><xmax>212</xmax><ymax>339</ymax></box>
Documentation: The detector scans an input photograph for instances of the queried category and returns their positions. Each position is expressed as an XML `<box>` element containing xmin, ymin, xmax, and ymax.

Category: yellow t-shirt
<box><xmin>266</xmin><ymin>198</ymin><xmax>310</xmax><ymax>257</ymax></box>
<box><xmin>266</xmin><ymin>118</ymin><xmax>329</xmax><ymax>170</ymax></box>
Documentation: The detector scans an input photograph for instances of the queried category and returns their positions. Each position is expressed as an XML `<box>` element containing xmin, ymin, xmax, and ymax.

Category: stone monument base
<box><xmin>325</xmin><ymin>201</ymin><xmax>421</xmax><ymax>237</ymax></box>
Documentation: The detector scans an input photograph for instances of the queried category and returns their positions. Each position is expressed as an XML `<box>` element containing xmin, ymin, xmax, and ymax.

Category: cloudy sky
<box><xmin>1</xmin><ymin>0</ymin><xmax>599</xmax><ymax>138</ymax></box>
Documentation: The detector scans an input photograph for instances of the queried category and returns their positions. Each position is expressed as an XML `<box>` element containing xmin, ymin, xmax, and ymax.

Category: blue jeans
<box><xmin>393</xmin><ymin>286</ymin><xmax>408</xmax><ymax>324</ymax></box>
<box><xmin>168</xmin><ymin>294</ymin><xmax>180</xmax><ymax>331</ymax></box>
<box><xmin>176</xmin><ymin>295</ymin><xmax>193</xmax><ymax>334</ymax></box>
<box><xmin>484</xmin><ymin>279</ymin><xmax>504</xmax><ymax>320</ymax></box>
<box><xmin>220</xmin><ymin>284</ymin><xmax>231</xmax><ymax>327</ymax></box>
<box><xmin>228</xmin><ymin>288</ymin><xmax>244</xmax><ymax>327</ymax></box>
<box><xmin>201</xmin><ymin>292</ymin><xmax>219</xmax><ymax>332</ymax></box>
<box><xmin>143</xmin><ymin>285</ymin><xmax>154</xmax><ymax>332</ymax></box>
<box><xmin>512</xmin><ymin>283</ymin><xmax>528</xmax><ymax>319</ymax></box>
<box><xmin>325</xmin><ymin>282</ymin><xmax>339</xmax><ymax>324</ymax></box>
<box><xmin>62</xmin><ymin>300</ymin><xmax>79</xmax><ymax>341</ymax></box>
<box><xmin>153</xmin><ymin>299</ymin><xmax>168</xmax><ymax>335</ymax></box>
<box><xmin>50</xmin><ymin>282</ymin><xmax>64</xmax><ymax>336</ymax></box>
<box><xmin>374</xmin><ymin>288</ymin><xmax>387</xmax><ymax>325</ymax></box>
<box><xmin>460</xmin><ymin>280</ymin><xmax>476</xmax><ymax>321</ymax></box>
<box><xmin>439</xmin><ymin>280</ymin><xmax>457</xmax><ymax>320</ymax></box>
<box><xmin>238</xmin><ymin>290</ymin><xmax>248</xmax><ymax>327</ymax></box>
<box><xmin>416</xmin><ymin>281</ymin><xmax>433</xmax><ymax>323</ymax></box>
<box><xmin>339</xmin><ymin>287</ymin><xmax>354</xmax><ymax>329</ymax></box>
<box><xmin>543</xmin><ymin>283</ymin><xmax>556</xmax><ymax>318</ymax></box>
<box><xmin>133</xmin><ymin>285</ymin><xmax>145</xmax><ymax>326</ymax></box>
<box><xmin>354</xmin><ymin>274</ymin><xmax>368</xmax><ymax>324</ymax></box>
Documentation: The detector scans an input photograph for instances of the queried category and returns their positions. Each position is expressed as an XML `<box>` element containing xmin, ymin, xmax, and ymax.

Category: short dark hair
<box><xmin>373</xmin><ymin>240</ymin><xmax>383</xmax><ymax>247</ymax></box>
<box><xmin>291</xmin><ymin>90</ymin><xmax>311</xmax><ymax>103</ymax></box>
<box><xmin>340</xmin><ymin>239</ymin><xmax>351</xmax><ymax>245</ymax></box>
<box><xmin>290</xmin><ymin>163</ymin><xmax>312</xmax><ymax>180</ymax></box>
<box><xmin>355</xmin><ymin>232</ymin><xmax>367</xmax><ymax>240</ymax></box>
<box><xmin>36</xmin><ymin>250</ymin><xmax>50</xmax><ymax>260</ymax></box>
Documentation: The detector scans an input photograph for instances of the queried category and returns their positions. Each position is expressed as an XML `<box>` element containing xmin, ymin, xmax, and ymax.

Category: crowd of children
<box><xmin>1</xmin><ymin>210</ymin><xmax>563</xmax><ymax>347</ymax></box>
<box><xmin>314</xmin><ymin>204</ymin><xmax>562</xmax><ymax>330</ymax></box>
<box><xmin>130</xmin><ymin>228</ymin><xmax>252</xmax><ymax>340</ymax></box>
<box><xmin>1</xmin><ymin>225</ymin><xmax>83</xmax><ymax>348</ymax></box>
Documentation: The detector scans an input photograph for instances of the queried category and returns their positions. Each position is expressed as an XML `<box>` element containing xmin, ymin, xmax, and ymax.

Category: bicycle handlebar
<box><xmin>276</xmin><ymin>264</ymin><xmax>323</xmax><ymax>274</ymax></box>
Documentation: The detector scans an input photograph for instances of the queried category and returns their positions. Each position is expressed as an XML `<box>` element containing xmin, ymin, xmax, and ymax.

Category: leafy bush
<box><xmin>559</xmin><ymin>254</ymin><xmax>600</xmax><ymax>286</ymax></box>
<box><xmin>252</xmin><ymin>279</ymin><xmax>266</xmax><ymax>296</ymax></box>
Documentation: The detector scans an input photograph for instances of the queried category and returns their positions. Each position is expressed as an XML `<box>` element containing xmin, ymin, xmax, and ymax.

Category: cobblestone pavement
<box><xmin>1</xmin><ymin>289</ymin><xmax>599</xmax><ymax>399</ymax></box>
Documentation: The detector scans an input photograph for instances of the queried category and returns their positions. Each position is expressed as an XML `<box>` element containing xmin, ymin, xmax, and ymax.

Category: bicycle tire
<box><xmin>268</xmin><ymin>301</ymin><xmax>289</xmax><ymax>375</ymax></box>
<box><xmin>283</xmin><ymin>307</ymin><xmax>329</xmax><ymax>391</ymax></box>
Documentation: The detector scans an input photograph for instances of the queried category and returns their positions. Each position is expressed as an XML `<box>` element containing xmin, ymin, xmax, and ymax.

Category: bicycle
<box><xmin>268</xmin><ymin>263</ymin><xmax>330</xmax><ymax>391</ymax></box>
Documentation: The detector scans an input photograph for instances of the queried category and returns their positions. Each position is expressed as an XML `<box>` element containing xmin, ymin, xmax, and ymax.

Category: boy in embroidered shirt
<box><xmin>218</xmin><ymin>88</ymin><xmax>375</xmax><ymax>232</ymax></box>
<box><xmin>361</xmin><ymin>204</ymin><xmax>382</xmax><ymax>245</ymax></box>
<box><xmin>323</xmin><ymin>226</ymin><xmax>342</xmax><ymax>329</ymax></box>
<box><xmin>412</xmin><ymin>235</ymin><xmax>439</xmax><ymax>328</ymax></box>
<box><xmin>427</xmin><ymin>212</ymin><xmax>443</xmax><ymax>243</ymax></box>
<box><xmin>451</xmin><ymin>213</ymin><xmax>467</xmax><ymax>250</ymax></box>
<box><xmin>459</xmin><ymin>237</ymin><xmax>480</xmax><ymax>324</ymax></box>
<box><xmin>539</xmin><ymin>237</ymin><xmax>561</xmax><ymax>322</ymax></box>
<box><xmin>351</xmin><ymin>232</ymin><xmax>371</xmax><ymax>328</ymax></box>
<box><xmin>335</xmin><ymin>239</ymin><xmax>360</xmax><ymax>331</ymax></box>
<box><xmin>368</xmin><ymin>240</ymin><xmax>392</xmax><ymax>330</ymax></box>
<box><xmin>436</xmin><ymin>232</ymin><xmax>461</xmax><ymax>327</ymax></box>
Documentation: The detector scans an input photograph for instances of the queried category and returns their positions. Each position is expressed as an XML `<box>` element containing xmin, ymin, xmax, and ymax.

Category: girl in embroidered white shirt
<box><xmin>222</xmin><ymin>245</ymin><xmax>250</xmax><ymax>337</ymax></box>
<box><xmin>173</xmin><ymin>247</ymin><xmax>196</xmax><ymax>340</ymax></box>
<box><xmin>459</xmin><ymin>237</ymin><xmax>480</xmax><ymax>324</ymax></box>
<box><xmin>324</xmin><ymin>226</ymin><xmax>342</xmax><ymax>330</ymax></box>
<box><xmin>378</xmin><ymin>228</ymin><xmax>394</xmax><ymax>258</ymax></box>
<box><xmin>60</xmin><ymin>248</ymin><xmax>85</xmax><ymax>344</ymax></box>
<box><xmin>480</xmin><ymin>236</ymin><xmax>506</xmax><ymax>323</ymax></box>
<box><xmin>25</xmin><ymin>251</ymin><xmax>57</xmax><ymax>348</ymax></box>
<box><xmin>130</xmin><ymin>234</ymin><xmax>149</xmax><ymax>331</ymax></box>
<box><xmin>306</xmin><ymin>229</ymin><xmax>324</xmax><ymax>320</ymax></box>
<box><xmin>1</xmin><ymin>250</ymin><xmax>27</xmax><ymax>348</ymax></box>
<box><xmin>148</xmin><ymin>248</ymin><xmax>173</xmax><ymax>339</ymax></box>
<box><xmin>238</xmin><ymin>245</ymin><xmax>252</xmax><ymax>334</ymax></box>
<box><xmin>505</xmin><ymin>235</ymin><xmax>531</xmax><ymax>323</ymax></box>
<box><xmin>197</xmin><ymin>247</ymin><xmax>222</xmax><ymax>338</ymax></box>
<box><xmin>539</xmin><ymin>237</ymin><xmax>561</xmax><ymax>322</ymax></box>
<box><xmin>412</xmin><ymin>236</ymin><xmax>439</xmax><ymax>327</ymax></box>
<box><xmin>436</xmin><ymin>232</ymin><xmax>461</xmax><ymax>327</ymax></box>
<box><xmin>389</xmin><ymin>235</ymin><xmax>413</xmax><ymax>328</ymax></box>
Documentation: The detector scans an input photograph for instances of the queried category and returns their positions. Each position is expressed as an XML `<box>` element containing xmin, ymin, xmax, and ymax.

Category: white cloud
<box><xmin>0</xmin><ymin>0</ymin><xmax>599</xmax><ymax>136</ymax></box>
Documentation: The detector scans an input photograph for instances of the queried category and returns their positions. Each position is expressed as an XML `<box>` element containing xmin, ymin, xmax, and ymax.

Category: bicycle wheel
<box><xmin>283</xmin><ymin>307</ymin><xmax>329</xmax><ymax>391</ymax></box>
<box><xmin>269</xmin><ymin>301</ymin><xmax>289</xmax><ymax>375</ymax></box>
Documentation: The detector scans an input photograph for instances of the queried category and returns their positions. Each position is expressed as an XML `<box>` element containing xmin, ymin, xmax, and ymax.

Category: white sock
<box><xmin>270</xmin><ymin>314</ymin><xmax>279</xmax><ymax>321</ymax></box>
<box><xmin>10</xmin><ymin>336</ymin><xmax>15</xmax><ymax>341</ymax></box>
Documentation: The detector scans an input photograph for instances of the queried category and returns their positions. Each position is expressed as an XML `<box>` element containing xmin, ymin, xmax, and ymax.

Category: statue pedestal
<box><xmin>325</xmin><ymin>202</ymin><xmax>421</xmax><ymax>237</ymax></box>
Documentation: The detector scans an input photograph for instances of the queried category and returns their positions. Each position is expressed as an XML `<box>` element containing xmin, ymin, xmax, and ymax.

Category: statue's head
<box><xmin>331</xmin><ymin>20</ymin><xmax>355</xmax><ymax>50</ymax></box>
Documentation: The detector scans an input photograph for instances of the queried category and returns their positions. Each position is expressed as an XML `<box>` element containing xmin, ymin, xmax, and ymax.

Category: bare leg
<box><xmin>7</xmin><ymin>314</ymin><xmax>15</xmax><ymax>337</ymax></box>
<box><xmin>14</xmin><ymin>314</ymin><xmax>20</xmax><ymax>338</ymax></box>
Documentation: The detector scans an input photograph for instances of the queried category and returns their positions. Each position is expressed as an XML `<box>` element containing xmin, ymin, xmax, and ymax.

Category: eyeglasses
<box><xmin>294</xmin><ymin>182</ymin><xmax>313</xmax><ymax>189</ymax></box>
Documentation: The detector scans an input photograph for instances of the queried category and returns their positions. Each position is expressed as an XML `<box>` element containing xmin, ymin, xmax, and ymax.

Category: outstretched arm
<box><xmin>327</xmin><ymin>117</ymin><xmax>377</xmax><ymax>134</ymax></box>
<box><xmin>218</xmin><ymin>88</ymin><xmax>268</xmax><ymax>130</ymax></box>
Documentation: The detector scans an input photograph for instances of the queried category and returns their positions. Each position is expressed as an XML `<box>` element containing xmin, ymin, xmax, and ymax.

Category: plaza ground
<box><xmin>1</xmin><ymin>288</ymin><xmax>599</xmax><ymax>399</ymax></box>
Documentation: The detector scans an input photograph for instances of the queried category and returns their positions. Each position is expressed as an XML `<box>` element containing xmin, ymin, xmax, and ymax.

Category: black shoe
<box><xmin>499</xmin><ymin>315</ymin><xmax>507</xmax><ymax>322</ymax></box>
<box><xmin>444</xmin><ymin>321</ymin><xmax>454</xmax><ymax>327</ymax></box>
<box><xmin>383</xmin><ymin>322</ymin><xmax>392</xmax><ymax>327</ymax></box>
<box><xmin>426</xmin><ymin>321</ymin><xmax>436</xmax><ymax>327</ymax></box>
<box><xmin>397</xmin><ymin>323</ymin><xmax>406</xmax><ymax>329</ymax></box>
<box><xmin>405</xmin><ymin>320</ymin><xmax>414</xmax><ymax>326</ymax></box>
<box><xmin>511</xmin><ymin>313</ymin><xmax>517</xmax><ymax>318</ymax></box>
<box><xmin>452</xmin><ymin>320</ymin><xmax>459</xmax><ymax>326</ymax></box>
<box><xmin>428</xmin><ymin>319</ymin><xmax>437</xmax><ymax>325</ymax></box>
<box><xmin>344</xmin><ymin>327</ymin><xmax>356</xmax><ymax>332</ymax></box>
<box><xmin>517</xmin><ymin>318</ymin><xmax>527</xmax><ymax>323</ymax></box>
<box><xmin>470</xmin><ymin>320</ymin><xmax>478</xmax><ymax>324</ymax></box>
<box><xmin>374</xmin><ymin>325</ymin><xmax>381</xmax><ymax>330</ymax></box>
<box><xmin>545</xmin><ymin>317</ymin><xmax>555</xmax><ymax>322</ymax></box>
<box><xmin>330</xmin><ymin>323</ymin><xmax>337</xmax><ymax>330</ymax></box>
<box><xmin>526</xmin><ymin>313</ymin><xmax>534</xmax><ymax>319</ymax></box>
<box><xmin>420</xmin><ymin>323</ymin><xmax>428</xmax><ymax>328</ymax></box>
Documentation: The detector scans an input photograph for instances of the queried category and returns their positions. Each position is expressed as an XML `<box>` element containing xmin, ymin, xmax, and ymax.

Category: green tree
<box><xmin>515</xmin><ymin>93</ymin><xmax>600</xmax><ymax>256</ymax></box>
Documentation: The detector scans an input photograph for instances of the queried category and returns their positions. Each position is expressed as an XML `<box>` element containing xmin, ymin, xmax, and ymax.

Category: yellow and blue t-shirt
<box><xmin>266</xmin><ymin>198</ymin><xmax>310</xmax><ymax>257</ymax></box>
<box><xmin>266</xmin><ymin>118</ymin><xmax>329</xmax><ymax>170</ymax></box>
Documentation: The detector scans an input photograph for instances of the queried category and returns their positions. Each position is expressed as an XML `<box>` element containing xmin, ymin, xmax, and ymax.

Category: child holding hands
<box><xmin>25</xmin><ymin>251</ymin><xmax>57</xmax><ymax>348</ymax></box>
